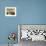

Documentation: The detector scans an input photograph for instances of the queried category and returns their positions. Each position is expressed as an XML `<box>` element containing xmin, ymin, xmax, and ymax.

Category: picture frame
<box><xmin>18</xmin><ymin>24</ymin><xmax>46</xmax><ymax>42</ymax></box>
<box><xmin>5</xmin><ymin>7</ymin><xmax>16</xmax><ymax>16</ymax></box>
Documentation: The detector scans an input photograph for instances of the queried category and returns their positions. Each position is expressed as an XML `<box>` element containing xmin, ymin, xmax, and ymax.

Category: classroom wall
<box><xmin>0</xmin><ymin>0</ymin><xmax>46</xmax><ymax>44</ymax></box>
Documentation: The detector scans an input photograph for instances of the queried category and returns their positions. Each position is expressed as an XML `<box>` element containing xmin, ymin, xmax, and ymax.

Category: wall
<box><xmin>0</xmin><ymin>0</ymin><xmax>46</xmax><ymax>44</ymax></box>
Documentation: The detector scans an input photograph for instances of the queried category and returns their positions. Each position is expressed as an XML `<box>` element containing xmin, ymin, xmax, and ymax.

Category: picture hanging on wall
<box><xmin>5</xmin><ymin>7</ymin><xmax>16</xmax><ymax>16</ymax></box>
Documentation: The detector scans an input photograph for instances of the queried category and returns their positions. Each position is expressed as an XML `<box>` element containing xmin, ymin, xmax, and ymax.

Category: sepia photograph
<box><xmin>5</xmin><ymin>7</ymin><xmax>16</xmax><ymax>16</ymax></box>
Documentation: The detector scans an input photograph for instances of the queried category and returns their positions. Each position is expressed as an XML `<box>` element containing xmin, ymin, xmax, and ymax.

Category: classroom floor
<box><xmin>0</xmin><ymin>41</ymin><xmax>46</xmax><ymax>46</ymax></box>
<box><xmin>19</xmin><ymin>39</ymin><xmax>46</xmax><ymax>46</ymax></box>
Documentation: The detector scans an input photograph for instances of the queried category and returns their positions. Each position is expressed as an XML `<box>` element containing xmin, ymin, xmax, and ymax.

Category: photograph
<box><xmin>18</xmin><ymin>24</ymin><xmax>46</xmax><ymax>46</ymax></box>
<box><xmin>5</xmin><ymin>7</ymin><xmax>16</xmax><ymax>16</ymax></box>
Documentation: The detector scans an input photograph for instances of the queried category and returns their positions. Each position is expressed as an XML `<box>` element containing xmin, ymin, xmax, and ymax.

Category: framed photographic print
<box><xmin>18</xmin><ymin>24</ymin><xmax>46</xmax><ymax>42</ymax></box>
<box><xmin>5</xmin><ymin>7</ymin><xmax>16</xmax><ymax>16</ymax></box>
